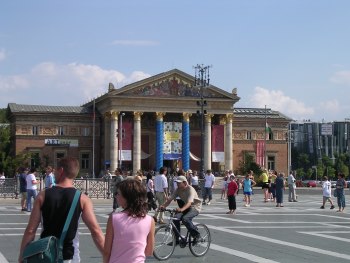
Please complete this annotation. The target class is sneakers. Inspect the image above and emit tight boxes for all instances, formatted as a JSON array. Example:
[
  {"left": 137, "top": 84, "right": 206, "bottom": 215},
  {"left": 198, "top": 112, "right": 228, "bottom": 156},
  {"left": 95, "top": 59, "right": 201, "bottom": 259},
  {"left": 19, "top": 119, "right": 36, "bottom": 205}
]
[
  {"left": 320, "top": 206, "right": 325, "bottom": 209},
  {"left": 330, "top": 205, "right": 335, "bottom": 209},
  {"left": 244, "top": 204, "right": 250, "bottom": 207},
  {"left": 206, "top": 202, "right": 211, "bottom": 205},
  {"left": 202, "top": 201, "right": 207, "bottom": 205}
]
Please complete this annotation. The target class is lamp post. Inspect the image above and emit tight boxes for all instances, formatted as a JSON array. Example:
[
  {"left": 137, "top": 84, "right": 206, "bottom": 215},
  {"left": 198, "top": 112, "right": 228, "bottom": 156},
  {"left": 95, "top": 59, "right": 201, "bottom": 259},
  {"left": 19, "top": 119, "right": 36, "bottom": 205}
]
[
  {"left": 119, "top": 112, "right": 125, "bottom": 169},
  {"left": 194, "top": 64, "right": 211, "bottom": 178}
]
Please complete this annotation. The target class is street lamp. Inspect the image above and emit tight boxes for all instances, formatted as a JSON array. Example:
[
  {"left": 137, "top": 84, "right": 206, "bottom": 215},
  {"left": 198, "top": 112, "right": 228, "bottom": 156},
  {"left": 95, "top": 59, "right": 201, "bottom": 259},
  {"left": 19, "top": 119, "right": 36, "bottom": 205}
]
[
  {"left": 119, "top": 112, "right": 125, "bottom": 169},
  {"left": 194, "top": 64, "right": 211, "bottom": 178}
]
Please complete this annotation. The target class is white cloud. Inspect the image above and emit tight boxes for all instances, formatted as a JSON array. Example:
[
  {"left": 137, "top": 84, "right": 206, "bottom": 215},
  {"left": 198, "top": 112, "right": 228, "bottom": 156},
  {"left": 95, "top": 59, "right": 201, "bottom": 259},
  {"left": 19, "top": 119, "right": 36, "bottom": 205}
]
[
  {"left": 249, "top": 86, "right": 314, "bottom": 120},
  {"left": 111, "top": 40, "right": 159, "bottom": 46},
  {"left": 330, "top": 70, "right": 350, "bottom": 85},
  {"left": 0, "top": 48, "right": 6, "bottom": 61},
  {"left": 0, "top": 62, "right": 151, "bottom": 107},
  {"left": 319, "top": 99, "right": 341, "bottom": 114}
]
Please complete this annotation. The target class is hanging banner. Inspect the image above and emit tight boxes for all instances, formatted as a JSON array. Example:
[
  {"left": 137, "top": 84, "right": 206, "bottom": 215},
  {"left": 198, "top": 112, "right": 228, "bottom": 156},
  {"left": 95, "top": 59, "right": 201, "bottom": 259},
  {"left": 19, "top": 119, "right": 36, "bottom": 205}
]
[
  {"left": 256, "top": 140, "right": 265, "bottom": 167},
  {"left": 163, "top": 122, "right": 182, "bottom": 160},
  {"left": 212, "top": 125, "right": 224, "bottom": 162},
  {"left": 120, "top": 121, "right": 132, "bottom": 161}
]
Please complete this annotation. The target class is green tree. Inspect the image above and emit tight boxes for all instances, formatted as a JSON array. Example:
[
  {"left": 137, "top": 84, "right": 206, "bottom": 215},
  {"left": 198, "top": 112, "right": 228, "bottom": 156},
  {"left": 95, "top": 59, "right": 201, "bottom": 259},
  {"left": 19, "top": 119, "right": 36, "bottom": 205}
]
[{"left": 238, "top": 152, "right": 262, "bottom": 178}]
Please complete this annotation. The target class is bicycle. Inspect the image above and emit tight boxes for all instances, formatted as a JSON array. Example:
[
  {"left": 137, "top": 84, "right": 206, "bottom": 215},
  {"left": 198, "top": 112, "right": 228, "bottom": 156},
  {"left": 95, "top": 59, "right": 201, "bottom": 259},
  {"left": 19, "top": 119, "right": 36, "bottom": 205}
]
[{"left": 153, "top": 208, "right": 211, "bottom": 261}]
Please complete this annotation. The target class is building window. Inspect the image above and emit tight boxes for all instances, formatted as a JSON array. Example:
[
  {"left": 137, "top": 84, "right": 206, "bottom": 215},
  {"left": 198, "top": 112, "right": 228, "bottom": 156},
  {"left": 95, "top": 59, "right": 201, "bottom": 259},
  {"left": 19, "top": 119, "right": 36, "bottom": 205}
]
[
  {"left": 268, "top": 132, "right": 274, "bottom": 140},
  {"left": 82, "top": 127, "right": 90, "bottom": 136},
  {"left": 30, "top": 152, "right": 40, "bottom": 168},
  {"left": 81, "top": 152, "right": 90, "bottom": 170},
  {"left": 267, "top": 155, "right": 275, "bottom": 171},
  {"left": 32, "top": 126, "right": 39, "bottom": 135},
  {"left": 58, "top": 126, "right": 64, "bottom": 135},
  {"left": 246, "top": 131, "right": 252, "bottom": 140},
  {"left": 55, "top": 152, "right": 66, "bottom": 167}
]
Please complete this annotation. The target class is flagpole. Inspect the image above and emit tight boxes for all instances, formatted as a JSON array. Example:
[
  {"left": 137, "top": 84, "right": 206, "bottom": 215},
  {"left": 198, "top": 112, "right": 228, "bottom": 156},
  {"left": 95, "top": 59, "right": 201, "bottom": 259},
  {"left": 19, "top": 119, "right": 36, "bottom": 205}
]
[
  {"left": 92, "top": 99, "right": 96, "bottom": 178},
  {"left": 264, "top": 105, "right": 267, "bottom": 168}
]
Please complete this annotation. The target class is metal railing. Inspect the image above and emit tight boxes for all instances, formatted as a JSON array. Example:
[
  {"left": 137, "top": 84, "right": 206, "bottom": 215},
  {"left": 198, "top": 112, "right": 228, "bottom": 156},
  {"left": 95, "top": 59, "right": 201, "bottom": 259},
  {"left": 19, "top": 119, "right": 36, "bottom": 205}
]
[{"left": 0, "top": 176, "right": 205, "bottom": 199}]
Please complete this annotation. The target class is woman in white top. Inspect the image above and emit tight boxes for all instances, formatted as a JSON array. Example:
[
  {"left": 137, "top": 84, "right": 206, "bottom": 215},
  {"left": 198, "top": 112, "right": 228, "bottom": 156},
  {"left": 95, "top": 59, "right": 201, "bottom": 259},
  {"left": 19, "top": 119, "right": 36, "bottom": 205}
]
[{"left": 190, "top": 170, "right": 200, "bottom": 193}]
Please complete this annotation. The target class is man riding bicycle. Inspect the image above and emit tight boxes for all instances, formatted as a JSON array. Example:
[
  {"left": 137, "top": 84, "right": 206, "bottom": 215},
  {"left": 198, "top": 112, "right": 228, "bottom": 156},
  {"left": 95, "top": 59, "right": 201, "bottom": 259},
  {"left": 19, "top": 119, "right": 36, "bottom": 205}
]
[{"left": 160, "top": 175, "right": 202, "bottom": 245}]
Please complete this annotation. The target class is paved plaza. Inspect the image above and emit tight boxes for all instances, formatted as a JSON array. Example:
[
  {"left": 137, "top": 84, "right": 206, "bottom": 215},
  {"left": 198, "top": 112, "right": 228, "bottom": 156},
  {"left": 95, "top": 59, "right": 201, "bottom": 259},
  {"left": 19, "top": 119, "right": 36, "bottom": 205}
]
[{"left": 0, "top": 191, "right": 349, "bottom": 263}]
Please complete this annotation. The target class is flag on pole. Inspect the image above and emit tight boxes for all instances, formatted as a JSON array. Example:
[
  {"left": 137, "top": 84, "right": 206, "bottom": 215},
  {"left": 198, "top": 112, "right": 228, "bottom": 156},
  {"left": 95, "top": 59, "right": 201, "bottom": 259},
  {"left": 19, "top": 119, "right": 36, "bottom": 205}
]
[{"left": 265, "top": 122, "right": 272, "bottom": 133}]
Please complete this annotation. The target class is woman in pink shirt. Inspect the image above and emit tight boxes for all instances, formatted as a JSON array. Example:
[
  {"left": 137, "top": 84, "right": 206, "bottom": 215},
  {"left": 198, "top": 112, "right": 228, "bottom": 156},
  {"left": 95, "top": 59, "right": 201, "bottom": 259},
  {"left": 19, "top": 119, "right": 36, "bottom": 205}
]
[{"left": 103, "top": 179, "right": 155, "bottom": 263}]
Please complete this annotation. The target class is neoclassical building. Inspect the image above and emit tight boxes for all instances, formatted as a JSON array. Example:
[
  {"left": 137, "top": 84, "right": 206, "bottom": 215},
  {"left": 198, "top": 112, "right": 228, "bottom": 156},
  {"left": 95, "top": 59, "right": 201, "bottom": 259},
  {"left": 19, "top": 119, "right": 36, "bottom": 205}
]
[{"left": 6, "top": 69, "right": 291, "bottom": 176}]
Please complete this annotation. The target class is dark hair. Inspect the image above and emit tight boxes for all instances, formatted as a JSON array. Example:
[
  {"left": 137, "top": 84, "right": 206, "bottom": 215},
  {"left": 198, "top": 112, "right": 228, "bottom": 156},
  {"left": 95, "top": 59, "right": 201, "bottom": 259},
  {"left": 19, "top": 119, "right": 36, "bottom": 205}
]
[
  {"left": 57, "top": 157, "right": 79, "bottom": 179},
  {"left": 117, "top": 179, "right": 148, "bottom": 218},
  {"left": 159, "top": 166, "right": 166, "bottom": 174}
]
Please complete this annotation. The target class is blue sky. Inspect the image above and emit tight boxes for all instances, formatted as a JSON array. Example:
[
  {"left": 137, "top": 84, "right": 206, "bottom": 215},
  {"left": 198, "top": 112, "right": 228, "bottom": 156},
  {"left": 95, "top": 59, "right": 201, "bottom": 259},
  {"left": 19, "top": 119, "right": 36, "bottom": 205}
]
[{"left": 1, "top": 0, "right": 350, "bottom": 122}]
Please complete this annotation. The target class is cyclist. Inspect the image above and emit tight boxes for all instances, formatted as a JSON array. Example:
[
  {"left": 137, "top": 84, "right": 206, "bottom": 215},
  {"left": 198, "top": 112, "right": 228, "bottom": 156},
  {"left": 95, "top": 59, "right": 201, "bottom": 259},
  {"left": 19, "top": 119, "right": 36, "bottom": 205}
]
[{"left": 160, "top": 175, "right": 202, "bottom": 245}]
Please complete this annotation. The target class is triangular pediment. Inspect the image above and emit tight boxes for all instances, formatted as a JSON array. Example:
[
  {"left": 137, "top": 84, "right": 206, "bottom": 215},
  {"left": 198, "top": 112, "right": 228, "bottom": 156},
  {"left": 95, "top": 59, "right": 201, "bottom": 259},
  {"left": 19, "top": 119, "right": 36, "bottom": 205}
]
[{"left": 109, "top": 69, "right": 239, "bottom": 101}]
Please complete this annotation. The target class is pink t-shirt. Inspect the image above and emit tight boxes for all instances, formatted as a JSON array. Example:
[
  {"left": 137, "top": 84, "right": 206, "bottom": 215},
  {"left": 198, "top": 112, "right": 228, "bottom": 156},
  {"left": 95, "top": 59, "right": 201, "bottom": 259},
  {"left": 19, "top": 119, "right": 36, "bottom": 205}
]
[{"left": 109, "top": 212, "right": 152, "bottom": 263}]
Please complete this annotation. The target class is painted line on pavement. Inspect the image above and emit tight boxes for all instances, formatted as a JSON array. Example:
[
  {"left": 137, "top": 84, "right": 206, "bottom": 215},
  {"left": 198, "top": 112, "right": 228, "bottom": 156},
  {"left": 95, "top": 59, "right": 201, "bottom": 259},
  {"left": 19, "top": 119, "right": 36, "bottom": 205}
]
[
  {"left": 209, "top": 243, "right": 280, "bottom": 263},
  {"left": 206, "top": 224, "right": 350, "bottom": 260},
  {"left": 299, "top": 231, "right": 350, "bottom": 243},
  {"left": 0, "top": 252, "right": 9, "bottom": 263}
]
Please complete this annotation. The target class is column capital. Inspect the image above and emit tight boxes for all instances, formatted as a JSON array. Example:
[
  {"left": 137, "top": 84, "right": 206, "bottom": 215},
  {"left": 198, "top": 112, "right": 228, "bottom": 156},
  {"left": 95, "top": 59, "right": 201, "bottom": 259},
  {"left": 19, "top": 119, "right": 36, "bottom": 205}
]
[
  {"left": 226, "top": 113, "right": 234, "bottom": 123},
  {"left": 182, "top": 112, "right": 192, "bottom": 122},
  {"left": 156, "top": 112, "right": 166, "bottom": 121},
  {"left": 134, "top": 111, "right": 143, "bottom": 121},
  {"left": 110, "top": 111, "right": 119, "bottom": 120},
  {"left": 204, "top": 114, "right": 214, "bottom": 123}
]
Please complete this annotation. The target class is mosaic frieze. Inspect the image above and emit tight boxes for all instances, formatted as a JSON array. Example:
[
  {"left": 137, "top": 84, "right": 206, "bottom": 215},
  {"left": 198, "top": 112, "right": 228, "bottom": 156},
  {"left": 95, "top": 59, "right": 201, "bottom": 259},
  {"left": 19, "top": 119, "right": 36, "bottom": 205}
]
[{"left": 125, "top": 78, "right": 224, "bottom": 98}]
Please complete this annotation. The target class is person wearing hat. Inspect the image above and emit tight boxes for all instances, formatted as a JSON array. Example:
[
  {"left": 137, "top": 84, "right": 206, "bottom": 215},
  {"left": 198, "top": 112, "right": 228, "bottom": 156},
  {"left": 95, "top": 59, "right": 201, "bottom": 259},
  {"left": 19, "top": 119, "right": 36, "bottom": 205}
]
[{"left": 160, "top": 175, "right": 202, "bottom": 245}]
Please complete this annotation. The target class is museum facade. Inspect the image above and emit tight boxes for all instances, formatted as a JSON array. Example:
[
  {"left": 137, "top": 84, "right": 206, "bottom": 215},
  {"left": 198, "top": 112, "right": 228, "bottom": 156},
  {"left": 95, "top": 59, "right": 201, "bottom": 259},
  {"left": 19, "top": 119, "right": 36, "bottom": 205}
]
[{"left": 6, "top": 69, "right": 291, "bottom": 176}]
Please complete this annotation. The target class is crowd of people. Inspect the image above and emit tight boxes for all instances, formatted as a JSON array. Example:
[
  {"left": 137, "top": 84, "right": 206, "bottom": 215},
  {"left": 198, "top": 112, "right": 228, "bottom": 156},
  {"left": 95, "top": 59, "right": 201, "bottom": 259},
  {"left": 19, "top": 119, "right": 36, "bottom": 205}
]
[{"left": 14, "top": 160, "right": 348, "bottom": 262}]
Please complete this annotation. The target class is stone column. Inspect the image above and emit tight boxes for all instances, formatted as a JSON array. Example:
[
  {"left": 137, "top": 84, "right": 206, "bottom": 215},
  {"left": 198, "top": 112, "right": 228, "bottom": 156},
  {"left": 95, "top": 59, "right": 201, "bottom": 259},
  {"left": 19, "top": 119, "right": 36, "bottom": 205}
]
[
  {"left": 156, "top": 112, "right": 165, "bottom": 171},
  {"left": 204, "top": 114, "right": 213, "bottom": 171},
  {"left": 133, "top": 111, "right": 143, "bottom": 174},
  {"left": 182, "top": 113, "right": 191, "bottom": 171},
  {"left": 225, "top": 113, "right": 233, "bottom": 171},
  {"left": 110, "top": 111, "right": 119, "bottom": 172}
]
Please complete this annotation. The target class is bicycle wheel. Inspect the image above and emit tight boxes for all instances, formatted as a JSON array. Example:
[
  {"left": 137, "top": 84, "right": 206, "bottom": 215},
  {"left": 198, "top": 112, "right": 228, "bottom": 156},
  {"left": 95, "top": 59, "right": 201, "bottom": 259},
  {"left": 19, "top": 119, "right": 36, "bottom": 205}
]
[
  {"left": 189, "top": 223, "right": 211, "bottom": 257},
  {"left": 153, "top": 225, "right": 176, "bottom": 261}
]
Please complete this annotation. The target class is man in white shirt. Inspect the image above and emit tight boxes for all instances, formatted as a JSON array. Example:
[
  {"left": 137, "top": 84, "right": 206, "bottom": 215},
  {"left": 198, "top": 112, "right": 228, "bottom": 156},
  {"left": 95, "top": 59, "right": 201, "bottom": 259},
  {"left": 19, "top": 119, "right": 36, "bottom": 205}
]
[
  {"left": 320, "top": 176, "right": 335, "bottom": 209},
  {"left": 202, "top": 169, "right": 215, "bottom": 205},
  {"left": 153, "top": 167, "right": 168, "bottom": 224},
  {"left": 287, "top": 171, "right": 297, "bottom": 202}
]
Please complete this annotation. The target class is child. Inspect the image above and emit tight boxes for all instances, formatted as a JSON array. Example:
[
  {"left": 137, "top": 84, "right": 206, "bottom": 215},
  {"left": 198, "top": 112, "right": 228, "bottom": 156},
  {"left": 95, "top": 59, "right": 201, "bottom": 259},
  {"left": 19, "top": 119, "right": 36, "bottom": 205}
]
[
  {"left": 243, "top": 173, "right": 256, "bottom": 207},
  {"left": 226, "top": 175, "right": 238, "bottom": 214},
  {"left": 104, "top": 179, "right": 155, "bottom": 263},
  {"left": 320, "top": 176, "right": 335, "bottom": 209}
]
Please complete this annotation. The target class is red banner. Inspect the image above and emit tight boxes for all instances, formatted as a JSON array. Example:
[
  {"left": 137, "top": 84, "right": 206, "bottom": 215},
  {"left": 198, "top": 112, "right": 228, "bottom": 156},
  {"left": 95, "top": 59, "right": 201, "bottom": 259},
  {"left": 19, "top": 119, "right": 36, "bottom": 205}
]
[
  {"left": 212, "top": 125, "right": 224, "bottom": 162},
  {"left": 256, "top": 140, "right": 265, "bottom": 167},
  {"left": 120, "top": 121, "right": 132, "bottom": 150}
]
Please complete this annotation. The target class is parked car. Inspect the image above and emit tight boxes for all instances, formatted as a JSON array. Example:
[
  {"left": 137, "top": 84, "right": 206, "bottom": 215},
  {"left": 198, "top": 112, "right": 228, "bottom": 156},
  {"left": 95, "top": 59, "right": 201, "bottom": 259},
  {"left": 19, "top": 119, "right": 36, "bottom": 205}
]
[{"left": 302, "top": 180, "right": 317, "bottom": 187}]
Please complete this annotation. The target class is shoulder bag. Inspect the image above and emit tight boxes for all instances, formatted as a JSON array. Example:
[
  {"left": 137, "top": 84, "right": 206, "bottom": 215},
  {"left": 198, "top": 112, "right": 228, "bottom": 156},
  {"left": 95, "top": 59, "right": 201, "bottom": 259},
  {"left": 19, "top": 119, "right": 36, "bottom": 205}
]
[{"left": 22, "top": 190, "right": 81, "bottom": 263}]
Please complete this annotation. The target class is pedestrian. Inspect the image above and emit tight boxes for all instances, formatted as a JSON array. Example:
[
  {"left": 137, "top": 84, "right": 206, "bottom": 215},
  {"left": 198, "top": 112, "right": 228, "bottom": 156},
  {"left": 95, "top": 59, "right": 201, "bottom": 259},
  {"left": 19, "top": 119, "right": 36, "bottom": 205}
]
[
  {"left": 243, "top": 173, "right": 256, "bottom": 207},
  {"left": 18, "top": 167, "right": 28, "bottom": 211},
  {"left": 221, "top": 171, "right": 229, "bottom": 199},
  {"left": 335, "top": 173, "right": 347, "bottom": 212},
  {"left": 189, "top": 170, "right": 200, "bottom": 194},
  {"left": 25, "top": 167, "right": 38, "bottom": 212},
  {"left": 111, "top": 168, "right": 124, "bottom": 213},
  {"left": 202, "top": 169, "right": 215, "bottom": 205},
  {"left": 19, "top": 157, "right": 105, "bottom": 262},
  {"left": 269, "top": 170, "right": 277, "bottom": 202},
  {"left": 275, "top": 172, "right": 285, "bottom": 207},
  {"left": 153, "top": 167, "right": 168, "bottom": 224},
  {"left": 287, "top": 171, "right": 298, "bottom": 202},
  {"left": 226, "top": 175, "right": 238, "bottom": 214},
  {"left": 146, "top": 172, "right": 157, "bottom": 211},
  {"left": 44, "top": 166, "right": 55, "bottom": 189},
  {"left": 0, "top": 169, "right": 5, "bottom": 185},
  {"left": 320, "top": 176, "right": 335, "bottom": 209},
  {"left": 103, "top": 179, "right": 155, "bottom": 263},
  {"left": 261, "top": 168, "right": 269, "bottom": 202}
]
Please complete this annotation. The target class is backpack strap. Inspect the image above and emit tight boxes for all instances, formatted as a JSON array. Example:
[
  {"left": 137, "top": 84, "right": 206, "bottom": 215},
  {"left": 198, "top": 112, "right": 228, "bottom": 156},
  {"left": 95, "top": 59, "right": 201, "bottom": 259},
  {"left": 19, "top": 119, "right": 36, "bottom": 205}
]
[{"left": 58, "top": 190, "right": 81, "bottom": 258}]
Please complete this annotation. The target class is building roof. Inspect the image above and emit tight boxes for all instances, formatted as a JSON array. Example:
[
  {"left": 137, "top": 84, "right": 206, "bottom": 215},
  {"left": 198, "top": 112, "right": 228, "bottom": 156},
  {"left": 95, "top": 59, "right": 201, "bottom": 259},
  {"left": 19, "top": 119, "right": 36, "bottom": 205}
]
[
  {"left": 234, "top": 107, "right": 292, "bottom": 121},
  {"left": 7, "top": 103, "right": 91, "bottom": 114}
]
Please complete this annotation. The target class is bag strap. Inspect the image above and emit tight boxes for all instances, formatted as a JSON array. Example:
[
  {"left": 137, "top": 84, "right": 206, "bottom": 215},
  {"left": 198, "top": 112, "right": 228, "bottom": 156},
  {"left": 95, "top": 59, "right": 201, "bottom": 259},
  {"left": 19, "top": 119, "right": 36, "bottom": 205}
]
[{"left": 59, "top": 190, "right": 81, "bottom": 251}]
